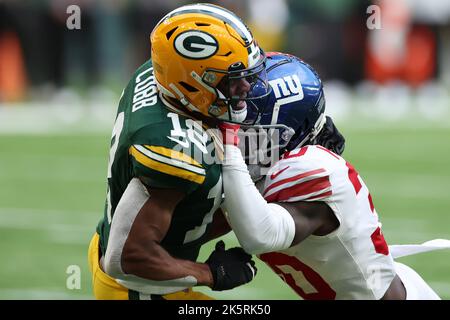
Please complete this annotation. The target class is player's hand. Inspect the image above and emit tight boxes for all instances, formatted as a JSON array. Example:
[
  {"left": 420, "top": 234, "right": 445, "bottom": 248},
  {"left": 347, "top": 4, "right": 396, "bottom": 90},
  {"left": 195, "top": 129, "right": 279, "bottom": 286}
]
[
  {"left": 218, "top": 122, "right": 241, "bottom": 146},
  {"left": 205, "top": 240, "right": 257, "bottom": 291}
]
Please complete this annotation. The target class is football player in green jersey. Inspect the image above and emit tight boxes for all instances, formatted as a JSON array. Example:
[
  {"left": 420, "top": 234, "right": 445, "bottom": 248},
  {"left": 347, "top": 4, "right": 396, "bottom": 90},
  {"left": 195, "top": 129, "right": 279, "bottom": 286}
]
[{"left": 88, "top": 3, "right": 271, "bottom": 300}]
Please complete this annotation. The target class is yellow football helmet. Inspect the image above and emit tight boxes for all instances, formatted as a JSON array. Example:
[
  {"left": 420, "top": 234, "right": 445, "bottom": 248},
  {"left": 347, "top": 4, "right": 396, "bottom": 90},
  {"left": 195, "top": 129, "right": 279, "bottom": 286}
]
[{"left": 150, "top": 3, "right": 271, "bottom": 124}]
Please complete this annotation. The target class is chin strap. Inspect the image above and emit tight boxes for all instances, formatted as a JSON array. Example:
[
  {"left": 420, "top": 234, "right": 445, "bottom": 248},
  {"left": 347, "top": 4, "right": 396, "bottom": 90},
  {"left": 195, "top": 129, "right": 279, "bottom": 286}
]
[{"left": 293, "top": 113, "right": 327, "bottom": 151}]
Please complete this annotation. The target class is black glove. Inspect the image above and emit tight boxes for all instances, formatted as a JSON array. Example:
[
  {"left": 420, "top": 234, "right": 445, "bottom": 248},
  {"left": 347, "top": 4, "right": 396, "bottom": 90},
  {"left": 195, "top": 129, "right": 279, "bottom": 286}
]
[
  {"left": 205, "top": 240, "right": 257, "bottom": 291},
  {"left": 313, "top": 116, "right": 346, "bottom": 155}
]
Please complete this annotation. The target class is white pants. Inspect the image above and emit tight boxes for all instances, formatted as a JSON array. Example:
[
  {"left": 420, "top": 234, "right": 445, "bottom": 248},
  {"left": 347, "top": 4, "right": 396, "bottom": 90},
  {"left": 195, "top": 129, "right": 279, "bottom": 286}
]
[{"left": 394, "top": 262, "right": 440, "bottom": 300}]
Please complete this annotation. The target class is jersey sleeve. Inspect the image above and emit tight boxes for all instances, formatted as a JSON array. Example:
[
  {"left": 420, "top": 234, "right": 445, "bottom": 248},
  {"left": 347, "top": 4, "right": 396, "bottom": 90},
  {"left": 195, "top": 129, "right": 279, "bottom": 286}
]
[
  {"left": 262, "top": 146, "right": 335, "bottom": 203},
  {"left": 129, "top": 125, "right": 207, "bottom": 194},
  {"left": 122, "top": 60, "right": 211, "bottom": 194}
]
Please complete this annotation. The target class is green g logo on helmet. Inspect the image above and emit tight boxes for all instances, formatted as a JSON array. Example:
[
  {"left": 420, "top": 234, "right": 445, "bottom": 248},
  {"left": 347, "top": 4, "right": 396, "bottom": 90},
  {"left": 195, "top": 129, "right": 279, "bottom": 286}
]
[{"left": 174, "top": 30, "right": 219, "bottom": 60}]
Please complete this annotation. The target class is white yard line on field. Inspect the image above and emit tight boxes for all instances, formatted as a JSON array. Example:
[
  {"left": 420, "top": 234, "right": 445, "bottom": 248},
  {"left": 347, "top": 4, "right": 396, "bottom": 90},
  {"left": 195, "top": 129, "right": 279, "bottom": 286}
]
[
  {"left": 0, "top": 207, "right": 98, "bottom": 244},
  {"left": 0, "top": 207, "right": 99, "bottom": 219},
  {"left": 0, "top": 153, "right": 107, "bottom": 166},
  {"left": 0, "top": 206, "right": 448, "bottom": 253},
  {"left": 1, "top": 101, "right": 449, "bottom": 135},
  {"left": 0, "top": 288, "right": 92, "bottom": 300}
]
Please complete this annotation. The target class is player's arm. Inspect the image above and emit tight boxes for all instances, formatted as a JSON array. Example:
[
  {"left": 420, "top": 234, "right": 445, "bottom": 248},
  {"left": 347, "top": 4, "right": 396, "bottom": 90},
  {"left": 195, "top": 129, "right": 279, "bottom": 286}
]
[
  {"left": 275, "top": 201, "right": 338, "bottom": 245},
  {"left": 119, "top": 183, "right": 213, "bottom": 284},
  {"left": 103, "top": 178, "right": 256, "bottom": 291},
  {"left": 221, "top": 125, "right": 336, "bottom": 254},
  {"left": 204, "top": 208, "right": 232, "bottom": 242}
]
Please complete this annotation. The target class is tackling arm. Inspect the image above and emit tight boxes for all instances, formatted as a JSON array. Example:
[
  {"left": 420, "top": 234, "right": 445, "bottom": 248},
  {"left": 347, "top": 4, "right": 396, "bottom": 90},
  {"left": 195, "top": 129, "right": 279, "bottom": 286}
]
[
  {"left": 223, "top": 144, "right": 295, "bottom": 254},
  {"left": 223, "top": 144, "right": 336, "bottom": 254}
]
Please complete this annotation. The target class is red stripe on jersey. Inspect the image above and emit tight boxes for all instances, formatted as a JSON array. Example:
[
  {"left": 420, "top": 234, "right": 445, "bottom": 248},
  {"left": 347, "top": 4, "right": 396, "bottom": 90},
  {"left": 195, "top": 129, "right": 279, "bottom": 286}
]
[
  {"left": 316, "top": 145, "right": 340, "bottom": 159},
  {"left": 371, "top": 226, "right": 389, "bottom": 255},
  {"left": 283, "top": 146, "right": 308, "bottom": 159},
  {"left": 368, "top": 193, "right": 375, "bottom": 213},
  {"left": 346, "top": 162, "right": 362, "bottom": 195},
  {"left": 265, "top": 176, "right": 331, "bottom": 202},
  {"left": 263, "top": 168, "right": 326, "bottom": 196},
  {"left": 308, "top": 190, "right": 333, "bottom": 200}
]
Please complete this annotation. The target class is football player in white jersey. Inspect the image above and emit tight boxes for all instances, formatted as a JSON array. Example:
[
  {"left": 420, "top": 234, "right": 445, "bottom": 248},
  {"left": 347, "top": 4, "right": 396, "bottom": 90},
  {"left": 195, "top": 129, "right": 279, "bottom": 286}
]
[{"left": 220, "top": 52, "right": 443, "bottom": 300}]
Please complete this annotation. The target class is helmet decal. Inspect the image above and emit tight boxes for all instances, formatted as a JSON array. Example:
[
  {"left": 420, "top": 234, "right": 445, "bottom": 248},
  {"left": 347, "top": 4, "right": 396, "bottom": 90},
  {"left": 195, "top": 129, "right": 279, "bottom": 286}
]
[
  {"left": 268, "top": 74, "right": 304, "bottom": 105},
  {"left": 173, "top": 30, "right": 219, "bottom": 60}
]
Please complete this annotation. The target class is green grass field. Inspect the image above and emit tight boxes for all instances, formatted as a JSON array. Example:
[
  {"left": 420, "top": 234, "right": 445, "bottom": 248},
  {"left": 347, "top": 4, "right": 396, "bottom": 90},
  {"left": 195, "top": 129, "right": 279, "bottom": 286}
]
[{"left": 0, "top": 122, "right": 449, "bottom": 299}]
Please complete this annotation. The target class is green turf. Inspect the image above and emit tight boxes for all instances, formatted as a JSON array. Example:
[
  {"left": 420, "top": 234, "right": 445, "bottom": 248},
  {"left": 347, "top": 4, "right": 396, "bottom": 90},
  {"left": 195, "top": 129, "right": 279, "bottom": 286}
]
[{"left": 0, "top": 124, "right": 449, "bottom": 299}]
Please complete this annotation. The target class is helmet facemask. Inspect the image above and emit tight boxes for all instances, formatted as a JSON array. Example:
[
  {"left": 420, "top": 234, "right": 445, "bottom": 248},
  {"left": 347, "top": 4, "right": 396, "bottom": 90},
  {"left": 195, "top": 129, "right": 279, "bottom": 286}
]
[{"left": 203, "top": 54, "right": 272, "bottom": 125}]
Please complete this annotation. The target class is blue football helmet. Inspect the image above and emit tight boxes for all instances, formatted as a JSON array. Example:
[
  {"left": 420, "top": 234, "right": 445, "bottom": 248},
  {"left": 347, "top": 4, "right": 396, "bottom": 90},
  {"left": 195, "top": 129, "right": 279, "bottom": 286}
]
[
  {"left": 244, "top": 52, "right": 345, "bottom": 181},
  {"left": 247, "top": 52, "right": 326, "bottom": 154}
]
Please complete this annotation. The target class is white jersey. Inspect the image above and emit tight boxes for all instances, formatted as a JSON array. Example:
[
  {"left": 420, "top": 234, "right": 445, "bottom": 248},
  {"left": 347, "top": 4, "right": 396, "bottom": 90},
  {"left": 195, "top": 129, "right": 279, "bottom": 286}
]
[{"left": 260, "top": 145, "right": 396, "bottom": 300}]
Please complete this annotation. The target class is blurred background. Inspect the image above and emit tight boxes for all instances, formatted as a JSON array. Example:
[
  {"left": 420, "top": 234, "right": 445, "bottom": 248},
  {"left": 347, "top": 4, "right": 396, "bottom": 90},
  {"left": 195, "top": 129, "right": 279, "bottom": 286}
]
[{"left": 0, "top": 0, "right": 449, "bottom": 299}]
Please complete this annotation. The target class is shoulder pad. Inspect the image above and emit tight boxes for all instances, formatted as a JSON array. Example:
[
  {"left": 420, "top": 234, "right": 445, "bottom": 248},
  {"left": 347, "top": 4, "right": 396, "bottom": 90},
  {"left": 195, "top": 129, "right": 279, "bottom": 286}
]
[{"left": 263, "top": 146, "right": 334, "bottom": 202}]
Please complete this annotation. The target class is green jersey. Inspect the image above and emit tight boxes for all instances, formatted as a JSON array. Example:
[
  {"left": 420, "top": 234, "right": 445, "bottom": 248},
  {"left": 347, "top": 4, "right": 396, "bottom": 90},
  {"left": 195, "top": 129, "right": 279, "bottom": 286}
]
[{"left": 97, "top": 60, "right": 223, "bottom": 262}]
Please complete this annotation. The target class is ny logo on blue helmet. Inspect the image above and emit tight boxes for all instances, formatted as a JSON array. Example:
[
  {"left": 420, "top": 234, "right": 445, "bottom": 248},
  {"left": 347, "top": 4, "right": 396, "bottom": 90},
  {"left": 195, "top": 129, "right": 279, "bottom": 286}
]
[{"left": 248, "top": 52, "right": 326, "bottom": 154}]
